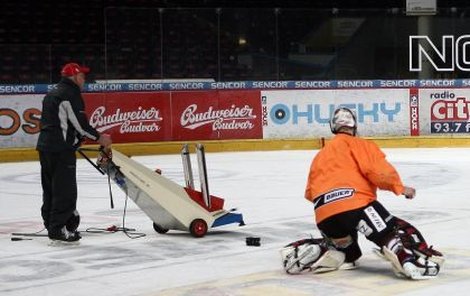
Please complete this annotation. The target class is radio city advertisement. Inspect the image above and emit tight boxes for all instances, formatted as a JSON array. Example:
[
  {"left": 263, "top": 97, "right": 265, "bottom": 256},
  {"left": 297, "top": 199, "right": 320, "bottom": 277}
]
[{"left": 418, "top": 89, "right": 470, "bottom": 135}]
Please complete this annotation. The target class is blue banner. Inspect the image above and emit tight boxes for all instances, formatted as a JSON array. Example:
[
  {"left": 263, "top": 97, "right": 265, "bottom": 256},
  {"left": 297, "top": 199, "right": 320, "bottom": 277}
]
[{"left": 1, "top": 79, "right": 469, "bottom": 95}]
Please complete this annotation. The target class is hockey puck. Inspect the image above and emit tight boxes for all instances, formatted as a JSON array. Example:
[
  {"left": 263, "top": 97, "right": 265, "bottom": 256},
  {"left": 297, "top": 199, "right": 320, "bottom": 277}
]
[{"left": 246, "top": 237, "right": 261, "bottom": 247}]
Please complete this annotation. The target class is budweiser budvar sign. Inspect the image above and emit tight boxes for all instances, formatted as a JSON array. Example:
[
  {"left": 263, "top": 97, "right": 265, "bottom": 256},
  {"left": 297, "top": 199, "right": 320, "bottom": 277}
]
[
  {"left": 90, "top": 106, "right": 163, "bottom": 133},
  {"left": 172, "top": 90, "right": 263, "bottom": 140},
  {"left": 83, "top": 92, "right": 172, "bottom": 143},
  {"left": 83, "top": 91, "right": 261, "bottom": 143},
  {"left": 180, "top": 104, "right": 256, "bottom": 131}
]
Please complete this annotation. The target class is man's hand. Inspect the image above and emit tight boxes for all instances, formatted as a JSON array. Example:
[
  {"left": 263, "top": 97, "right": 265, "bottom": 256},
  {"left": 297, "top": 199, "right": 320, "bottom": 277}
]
[
  {"left": 98, "top": 134, "right": 112, "bottom": 148},
  {"left": 402, "top": 186, "right": 416, "bottom": 199}
]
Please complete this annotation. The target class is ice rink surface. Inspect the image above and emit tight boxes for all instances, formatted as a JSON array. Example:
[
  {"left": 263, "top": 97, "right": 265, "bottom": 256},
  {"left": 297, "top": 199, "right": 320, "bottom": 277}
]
[{"left": 1, "top": 147, "right": 470, "bottom": 296}]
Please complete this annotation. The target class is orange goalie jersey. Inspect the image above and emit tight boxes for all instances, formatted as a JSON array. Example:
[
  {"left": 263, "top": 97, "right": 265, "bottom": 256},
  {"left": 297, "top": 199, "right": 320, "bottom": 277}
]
[{"left": 305, "top": 134, "right": 405, "bottom": 224}]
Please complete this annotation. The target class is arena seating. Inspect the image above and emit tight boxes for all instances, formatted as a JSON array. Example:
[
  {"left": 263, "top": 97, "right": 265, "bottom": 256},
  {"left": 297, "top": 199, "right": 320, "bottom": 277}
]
[{"left": 0, "top": 0, "right": 467, "bottom": 83}]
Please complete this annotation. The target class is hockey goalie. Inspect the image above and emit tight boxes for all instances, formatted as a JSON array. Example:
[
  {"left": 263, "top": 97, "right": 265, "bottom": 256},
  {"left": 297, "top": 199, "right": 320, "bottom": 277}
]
[{"left": 281, "top": 107, "right": 444, "bottom": 280}]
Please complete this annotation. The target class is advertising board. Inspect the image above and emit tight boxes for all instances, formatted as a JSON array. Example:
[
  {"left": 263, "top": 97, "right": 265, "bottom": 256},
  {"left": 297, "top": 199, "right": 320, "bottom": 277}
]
[
  {"left": 419, "top": 88, "right": 470, "bottom": 135},
  {"left": 0, "top": 95, "right": 42, "bottom": 148},
  {"left": 171, "top": 90, "right": 262, "bottom": 140},
  {"left": 261, "top": 89, "right": 410, "bottom": 138},
  {"left": 84, "top": 92, "right": 172, "bottom": 143},
  {"left": 2, "top": 80, "right": 469, "bottom": 149}
]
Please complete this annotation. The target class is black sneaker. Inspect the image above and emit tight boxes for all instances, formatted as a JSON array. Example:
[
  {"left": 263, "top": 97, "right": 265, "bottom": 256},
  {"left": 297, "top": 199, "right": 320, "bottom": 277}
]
[{"left": 48, "top": 226, "right": 81, "bottom": 243}]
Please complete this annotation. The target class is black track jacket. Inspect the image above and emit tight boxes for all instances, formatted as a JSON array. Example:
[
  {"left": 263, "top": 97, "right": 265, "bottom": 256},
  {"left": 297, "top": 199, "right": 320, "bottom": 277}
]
[{"left": 36, "top": 78, "right": 100, "bottom": 152}]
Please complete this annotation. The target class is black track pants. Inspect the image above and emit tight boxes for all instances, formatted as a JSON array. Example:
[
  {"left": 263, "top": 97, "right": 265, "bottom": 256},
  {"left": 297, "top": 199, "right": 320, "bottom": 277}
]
[
  {"left": 318, "top": 201, "right": 398, "bottom": 261},
  {"left": 39, "top": 150, "right": 77, "bottom": 233}
]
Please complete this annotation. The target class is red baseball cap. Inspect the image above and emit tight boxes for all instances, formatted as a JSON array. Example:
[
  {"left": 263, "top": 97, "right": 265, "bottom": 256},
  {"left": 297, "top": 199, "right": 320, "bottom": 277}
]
[{"left": 61, "top": 63, "right": 90, "bottom": 76}]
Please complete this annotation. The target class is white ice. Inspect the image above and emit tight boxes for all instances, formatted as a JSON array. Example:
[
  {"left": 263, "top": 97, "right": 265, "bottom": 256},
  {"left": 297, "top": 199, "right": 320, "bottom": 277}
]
[{"left": 1, "top": 148, "right": 470, "bottom": 296}]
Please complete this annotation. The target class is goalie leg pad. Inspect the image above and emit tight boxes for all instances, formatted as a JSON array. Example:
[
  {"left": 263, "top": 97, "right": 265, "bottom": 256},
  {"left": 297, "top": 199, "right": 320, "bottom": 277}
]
[
  {"left": 311, "top": 249, "right": 346, "bottom": 273},
  {"left": 382, "top": 222, "right": 443, "bottom": 280},
  {"left": 381, "top": 246, "right": 408, "bottom": 278},
  {"left": 382, "top": 246, "right": 440, "bottom": 280},
  {"left": 280, "top": 238, "right": 345, "bottom": 274},
  {"left": 281, "top": 240, "right": 324, "bottom": 274},
  {"left": 393, "top": 218, "right": 445, "bottom": 267}
]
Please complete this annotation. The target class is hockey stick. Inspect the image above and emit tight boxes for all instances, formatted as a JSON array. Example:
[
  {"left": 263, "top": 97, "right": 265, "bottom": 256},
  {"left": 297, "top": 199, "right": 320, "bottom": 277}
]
[
  {"left": 11, "top": 231, "right": 48, "bottom": 241},
  {"left": 77, "top": 147, "right": 115, "bottom": 208},
  {"left": 76, "top": 147, "right": 105, "bottom": 175},
  {"left": 11, "top": 232, "right": 48, "bottom": 237}
]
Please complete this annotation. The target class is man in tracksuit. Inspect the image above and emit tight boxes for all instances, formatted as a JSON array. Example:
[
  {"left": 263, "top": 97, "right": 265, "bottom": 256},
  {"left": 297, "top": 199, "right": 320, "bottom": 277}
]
[{"left": 36, "top": 62, "right": 112, "bottom": 243}]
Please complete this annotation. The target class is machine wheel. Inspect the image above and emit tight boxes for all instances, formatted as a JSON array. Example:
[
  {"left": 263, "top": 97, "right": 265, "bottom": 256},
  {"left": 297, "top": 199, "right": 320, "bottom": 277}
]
[
  {"left": 153, "top": 222, "right": 169, "bottom": 234},
  {"left": 189, "top": 219, "right": 208, "bottom": 238}
]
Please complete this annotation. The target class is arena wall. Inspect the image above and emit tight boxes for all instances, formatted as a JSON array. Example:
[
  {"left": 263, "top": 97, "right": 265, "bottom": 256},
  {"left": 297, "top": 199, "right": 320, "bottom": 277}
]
[{"left": 1, "top": 80, "right": 470, "bottom": 162}]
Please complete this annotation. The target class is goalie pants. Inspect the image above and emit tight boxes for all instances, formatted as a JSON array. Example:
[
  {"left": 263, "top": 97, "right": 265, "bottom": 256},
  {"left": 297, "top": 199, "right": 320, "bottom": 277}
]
[
  {"left": 39, "top": 150, "right": 77, "bottom": 234},
  {"left": 317, "top": 201, "right": 400, "bottom": 262}
]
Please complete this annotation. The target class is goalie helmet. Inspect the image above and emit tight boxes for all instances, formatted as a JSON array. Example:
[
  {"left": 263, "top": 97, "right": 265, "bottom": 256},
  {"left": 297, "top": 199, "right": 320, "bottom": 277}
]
[{"left": 330, "top": 107, "right": 357, "bottom": 135}]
